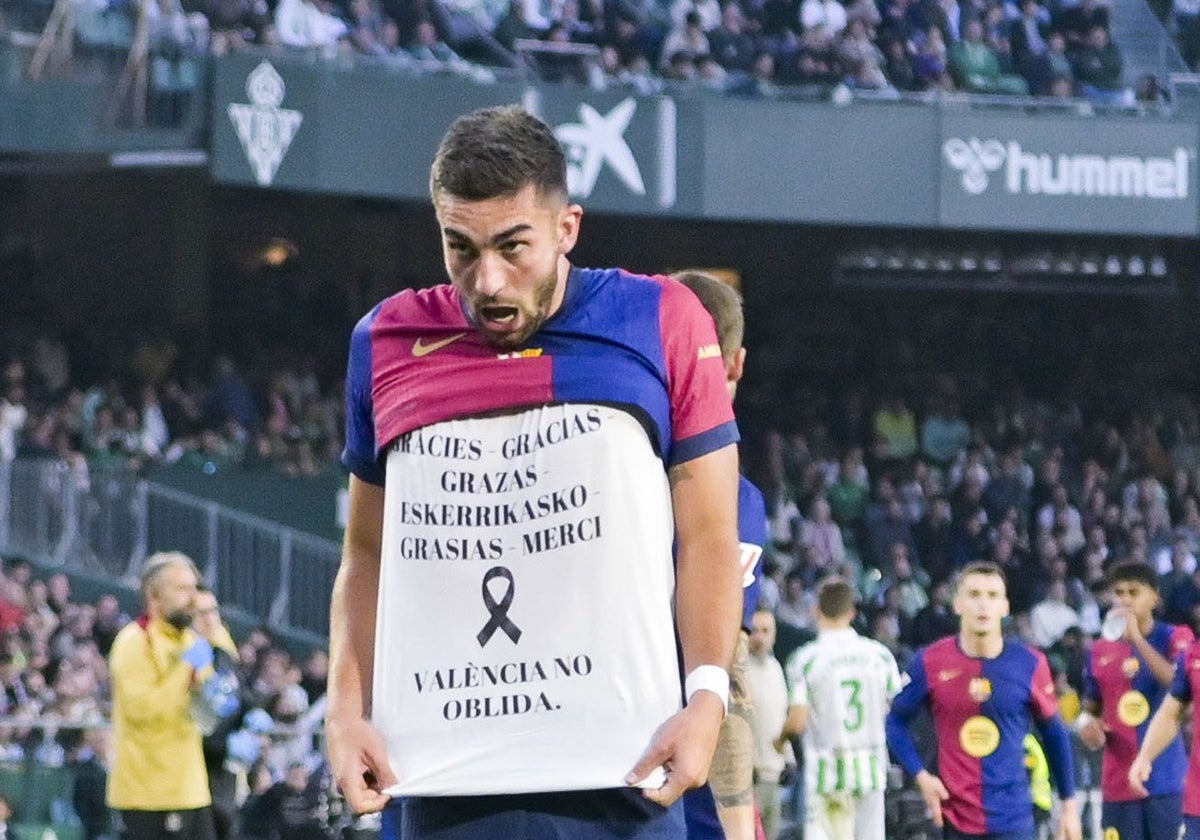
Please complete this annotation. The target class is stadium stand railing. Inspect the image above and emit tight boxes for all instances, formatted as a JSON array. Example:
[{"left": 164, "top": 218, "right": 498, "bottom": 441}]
[{"left": 0, "top": 457, "right": 340, "bottom": 645}]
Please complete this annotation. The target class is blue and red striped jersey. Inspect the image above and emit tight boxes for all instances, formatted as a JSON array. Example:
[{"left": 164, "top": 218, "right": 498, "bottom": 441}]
[
  {"left": 1168, "top": 641, "right": 1200, "bottom": 816},
  {"left": 343, "top": 267, "right": 739, "bottom": 483},
  {"left": 886, "top": 636, "right": 1068, "bottom": 835},
  {"left": 1083, "top": 621, "right": 1193, "bottom": 801}
]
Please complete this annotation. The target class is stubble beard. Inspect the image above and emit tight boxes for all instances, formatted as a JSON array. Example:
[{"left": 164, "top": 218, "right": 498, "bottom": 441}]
[{"left": 477, "top": 267, "right": 559, "bottom": 350}]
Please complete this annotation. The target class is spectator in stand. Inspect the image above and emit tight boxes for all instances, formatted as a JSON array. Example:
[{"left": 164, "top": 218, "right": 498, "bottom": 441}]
[
  {"left": 921, "top": 395, "right": 972, "bottom": 469},
  {"left": 776, "top": 571, "right": 818, "bottom": 632},
  {"left": 659, "top": 10, "right": 711, "bottom": 69},
  {"left": 881, "top": 33, "right": 920, "bottom": 88},
  {"left": 950, "top": 18, "right": 1029, "bottom": 93},
  {"left": 73, "top": 727, "right": 114, "bottom": 840},
  {"left": 836, "top": 15, "right": 890, "bottom": 88},
  {"left": 1160, "top": 536, "right": 1200, "bottom": 625},
  {"left": 864, "top": 497, "right": 918, "bottom": 575},
  {"left": 799, "top": 0, "right": 847, "bottom": 35},
  {"left": 914, "top": 495, "right": 956, "bottom": 586},
  {"left": 408, "top": 17, "right": 470, "bottom": 64},
  {"left": 797, "top": 496, "right": 846, "bottom": 584},
  {"left": 708, "top": 1, "right": 757, "bottom": 71},
  {"left": 492, "top": 0, "right": 545, "bottom": 49},
  {"left": 92, "top": 594, "right": 129, "bottom": 659},
  {"left": 1029, "top": 579, "right": 1083, "bottom": 648},
  {"left": 911, "top": 578, "right": 958, "bottom": 646},
  {"left": 874, "top": 542, "right": 931, "bottom": 622},
  {"left": 670, "top": 0, "right": 721, "bottom": 30},
  {"left": 911, "top": 24, "right": 952, "bottom": 86},
  {"left": 0, "top": 381, "right": 27, "bottom": 465},
  {"left": 872, "top": 391, "right": 918, "bottom": 466},
  {"left": 346, "top": 0, "right": 404, "bottom": 58},
  {"left": 273, "top": 0, "right": 350, "bottom": 48},
  {"left": 299, "top": 650, "right": 328, "bottom": 705},
  {"left": 243, "top": 760, "right": 326, "bottom": 840},
  {"left": 825, "top": 447, "right": 870, "bottom": 533},
  {"left": 1175, "top": 0, "right": 1200, "bottom": 69}
]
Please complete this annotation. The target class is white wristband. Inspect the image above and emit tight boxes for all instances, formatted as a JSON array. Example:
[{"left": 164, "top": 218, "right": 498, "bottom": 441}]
[
  {"left": 685, "top": 665, "right": 730, "bottom": 714},
  {"left": 1073, "top": 711, "right": 1094, "bottom": 733}
]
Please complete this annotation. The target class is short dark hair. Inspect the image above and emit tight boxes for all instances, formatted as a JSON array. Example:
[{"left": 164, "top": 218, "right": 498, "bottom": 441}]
[
  {"left": 816, "top": 577, "right": 855, "bottom": 620},
  {"left": 955, "top": 560, "right": 1007, "bottom": 593},
  {"left": 672, "top": 271, "right": 744, "bottom": 362},
  {"left": 1108, "top": 560, "right": 1158, "bottom": 591},
  {"left": 430, "top": 106, "right": 568, "bottom": 203}
]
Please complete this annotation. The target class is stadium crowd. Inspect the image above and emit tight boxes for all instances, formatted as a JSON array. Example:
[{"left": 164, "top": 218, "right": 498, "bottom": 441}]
[
  {"left": 4, "top": 301, "right": 1200, "bottom": 837},
  {"left": 1, "top": 0, "right": 1166, "bottom": 105},
  {"left": 0, "top": 546, "right": 338, "bottom": 838}
]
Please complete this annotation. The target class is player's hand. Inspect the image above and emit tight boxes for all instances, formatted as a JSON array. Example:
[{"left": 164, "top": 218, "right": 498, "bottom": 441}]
[
  {"left": 1056, "top": 795, "right": 1083, "bottom": 840},
  {"left": 181, "top": 637, "right": 214, "bottom": 672},
  {"left": 325, "top": 714, "right": 398, "bottom": 815},
  {"left": 914, "top": 770, "right": 950, "bottom": 827},
  {"left": 1077, "top": 714, "right": 1107, "bottom": 751},
  {"left": 1127, "top": 753, "right": 1153, "bottom": 798},
  {"left": 626, "top": 692, "right": 725, "bottom": 807},
  {"left": 1120, "top": 608, "right": 1144, "bottom": 643}
]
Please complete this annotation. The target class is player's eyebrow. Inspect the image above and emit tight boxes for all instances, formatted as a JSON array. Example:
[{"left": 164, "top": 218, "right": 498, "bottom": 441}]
[{"left": 443, "top": 223, "right": 532, "bottom": 245}]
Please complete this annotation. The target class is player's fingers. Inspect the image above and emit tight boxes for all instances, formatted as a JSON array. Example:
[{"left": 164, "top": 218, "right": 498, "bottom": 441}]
[
  {"left": 626, "top": 743, "right": 671, "bottom": 786},
  {"left": 364, "top": 748, "right": 399, "bottom": 791},
  {"left": 641, "top": 775, "right": 686, "bottom": 808},
  {"left": 926, "top": 797, "right": 944, "bottom": 828},
  {"left": 346, "top": 788, "right": 391, "bottom": 815},
  {"left": 934, "top": 778, "right": 950, "bottom": 800}
]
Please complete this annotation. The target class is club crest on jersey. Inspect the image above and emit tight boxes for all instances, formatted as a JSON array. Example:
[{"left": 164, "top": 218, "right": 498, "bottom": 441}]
[
  {"left": 496, "top": 349, "right": 544, "bottom": 360},
  {"left": 1121, "top": 657, "right": 1140, "bottom": 678},
  {"left": 968, "top": 677, "right": 992, "bottom": 702}
]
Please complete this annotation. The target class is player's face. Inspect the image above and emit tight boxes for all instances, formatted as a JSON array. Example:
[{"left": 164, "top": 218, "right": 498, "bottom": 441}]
[
  {"left": 953, "top": 572, "right": 1009, "bottom": 637},
  {"left": 1111, "top": 579, "right": 1158, "bottom": 621},
  {"left": 150, "top": 563, "right": 200, "bottom": 628},
  {"left": 436, "top": 183, "right": 582, "bottom": 349},
  {"left": 749, "top": 611, "right": 776, "bottom": 656}
]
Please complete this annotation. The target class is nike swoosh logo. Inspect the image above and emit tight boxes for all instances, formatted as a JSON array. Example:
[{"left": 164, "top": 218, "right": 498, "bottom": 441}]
[{"left": 412, "top": 332, "right": 468, "bottom": 358}]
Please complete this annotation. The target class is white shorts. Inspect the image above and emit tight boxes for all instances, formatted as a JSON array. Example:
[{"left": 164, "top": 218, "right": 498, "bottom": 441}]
[{"left": 804, "top": 789, "right": 885, "bottom": 840}]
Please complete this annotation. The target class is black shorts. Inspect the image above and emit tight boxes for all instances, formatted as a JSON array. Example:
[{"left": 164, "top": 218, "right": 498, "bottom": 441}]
[{"left": 117, "top": 806, "right": 218, "bottom": 840}]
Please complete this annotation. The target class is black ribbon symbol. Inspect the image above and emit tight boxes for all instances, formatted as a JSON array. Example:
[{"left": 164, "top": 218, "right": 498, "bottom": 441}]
[{"left": 476, "top": 566, "right": 522, "bottom": 647}]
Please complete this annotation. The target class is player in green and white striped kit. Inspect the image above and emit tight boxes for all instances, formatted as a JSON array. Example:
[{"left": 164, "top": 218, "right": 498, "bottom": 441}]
[{"left": 777, "top": 578, "right": 902, "bottom": 840}]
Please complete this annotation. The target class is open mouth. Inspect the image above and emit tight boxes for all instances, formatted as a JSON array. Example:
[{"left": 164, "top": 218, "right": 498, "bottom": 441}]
[{"left": 480, "top": 304, "right": 520, "bottom": 326}]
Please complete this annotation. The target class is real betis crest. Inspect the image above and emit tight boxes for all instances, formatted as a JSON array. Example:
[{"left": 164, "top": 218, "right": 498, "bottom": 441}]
[{"left": 228, "top": 62, "right": 303, "bottom": 186}]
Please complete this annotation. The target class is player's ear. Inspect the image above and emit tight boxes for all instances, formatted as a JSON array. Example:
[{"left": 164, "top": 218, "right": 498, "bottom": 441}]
[
  {"left": 557, "top": 203, "right": 583, "bottom": 254},
  {"left": 727, "top": 347, "right": 746, "bottom": 385}
]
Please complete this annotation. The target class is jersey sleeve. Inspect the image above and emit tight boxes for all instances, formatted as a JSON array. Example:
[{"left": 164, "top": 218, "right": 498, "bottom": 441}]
[
  {"left": 738, "top": 478, "right": 768, "bottom": 631},
  {"left": 1081, "top": 649, "right": 1099, "bottom": 706},
  {"left": 1171, "top": 648, "right": 1195, "bottom": 703},
  {"left": 1028, "top": 649, "right": 1059, "bottom": 722},
  {"left": 657, "top": 278, "right": 738, "bottom": 467},
  {"left": 785, "top": 646, "right": 812, "bottom": 707},
  {"left": 1170, "top": 624, "right": 1196, "bottom": 661},
  {"left": 341, "top": 304, "right": 385, "bottom": 485},
  {"left": 885, "top": 647, "right": 930, "bottom": 775},
  {"left": 881, "top": 645, "right": 903, "bottom": 701}
]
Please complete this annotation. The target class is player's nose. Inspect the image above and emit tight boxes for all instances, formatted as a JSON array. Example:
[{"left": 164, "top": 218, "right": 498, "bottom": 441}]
[{"left": 474, "top": 252, "right": 508, "bottom": 298}]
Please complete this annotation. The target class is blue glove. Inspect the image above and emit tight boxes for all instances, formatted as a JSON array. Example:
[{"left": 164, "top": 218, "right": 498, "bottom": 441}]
[
  {"left": 243, "top": 708, "right": 275, "bottom": 735},
  {"left": 181, "top": 637, "right": 214, "bottom": 671},
  {"left": 225, "top": 728, "right": 262, "bottom": 768}
]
